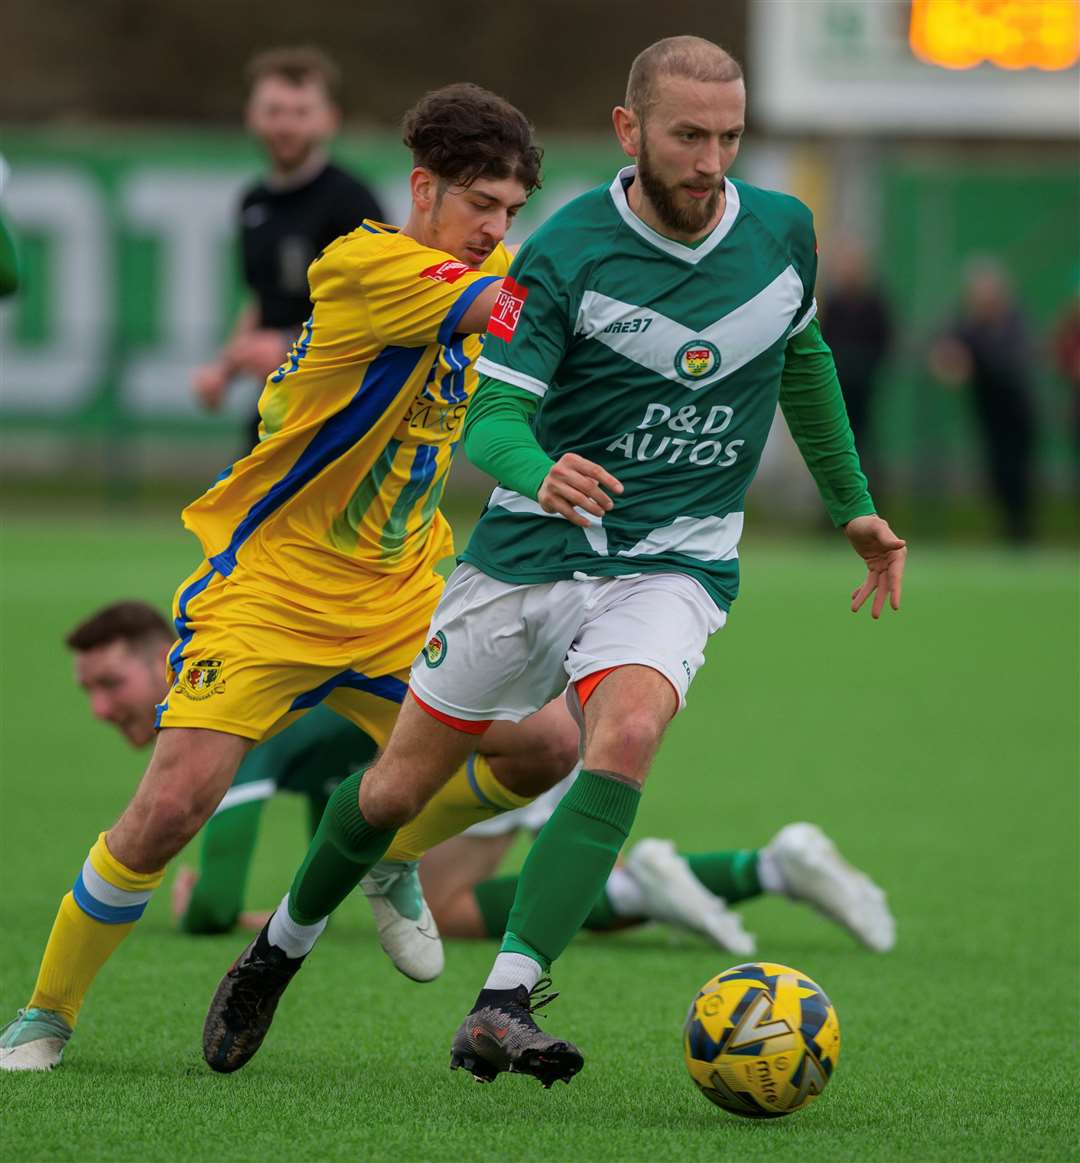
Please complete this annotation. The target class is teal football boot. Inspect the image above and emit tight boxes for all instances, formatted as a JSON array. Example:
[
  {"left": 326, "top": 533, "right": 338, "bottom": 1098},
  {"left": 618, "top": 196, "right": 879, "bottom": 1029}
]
[
  {"left": 361, "top": 859, "right": 444, "bottom": 982},
  {"left": 0, "top": 1007, "right": 73, "bottom": 1071}
]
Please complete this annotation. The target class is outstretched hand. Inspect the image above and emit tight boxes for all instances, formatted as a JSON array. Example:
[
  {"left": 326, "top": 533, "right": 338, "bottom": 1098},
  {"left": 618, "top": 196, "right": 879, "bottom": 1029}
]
[
  {"left": 845, "top": 515, "right": 907, "bottom": 619},
  {"left": 538, "top": 453, "right": 623, "bottom": 527},
  {"left": 192, "top": 362, "right": 230, "bottom": 412}
]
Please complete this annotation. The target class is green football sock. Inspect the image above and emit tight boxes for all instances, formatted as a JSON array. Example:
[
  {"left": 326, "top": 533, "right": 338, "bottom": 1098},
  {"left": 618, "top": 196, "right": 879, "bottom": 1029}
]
[
  {"left": 181, "top": 799, "right": 263, "bottom": 934},
  {"left": 474, "top": 873, "right": 621, "bottom": 937},
  {"left": 287, "top": 771, "right": 395, "bottom": 925},
  {"left": 684, "top": 850, "right": 763, "bottom": 905},
  {"left": 501, "top": 769, "right": 641, "bottom": 968},
  {"left": 305, "top": 788, "right": 333, "bottom": 839},
  {"left": 583, "top": 885, "right": 620, "bottom": 929}
]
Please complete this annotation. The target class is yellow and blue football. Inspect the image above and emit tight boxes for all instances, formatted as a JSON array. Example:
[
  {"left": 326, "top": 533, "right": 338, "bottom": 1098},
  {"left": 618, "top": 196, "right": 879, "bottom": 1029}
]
[{"left": 683, "top": 962, "right": 840, "bottom": 1119}]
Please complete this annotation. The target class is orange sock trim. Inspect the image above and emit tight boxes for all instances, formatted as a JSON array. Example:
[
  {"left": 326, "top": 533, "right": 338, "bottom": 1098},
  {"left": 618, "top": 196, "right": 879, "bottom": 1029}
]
[{"left": 410, "top": 689, "right": 492, "bottom": 735}]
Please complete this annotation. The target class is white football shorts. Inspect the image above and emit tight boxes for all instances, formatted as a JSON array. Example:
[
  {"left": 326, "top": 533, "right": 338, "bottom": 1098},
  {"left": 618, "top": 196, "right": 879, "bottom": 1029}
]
[{"left": 409, "top": 563, "right": 726, "bottom": 724}]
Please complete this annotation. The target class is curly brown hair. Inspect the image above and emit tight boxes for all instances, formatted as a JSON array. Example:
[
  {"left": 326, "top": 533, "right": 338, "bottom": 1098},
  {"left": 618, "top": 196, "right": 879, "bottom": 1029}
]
[{"left": 402, "top": 83, "right": 542, "bottom": 194}]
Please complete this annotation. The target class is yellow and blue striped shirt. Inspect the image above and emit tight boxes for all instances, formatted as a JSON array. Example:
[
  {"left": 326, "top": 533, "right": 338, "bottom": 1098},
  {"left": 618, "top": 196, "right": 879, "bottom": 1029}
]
[{"left": 183, "top": 221, "right": 509, "bottom": 623}]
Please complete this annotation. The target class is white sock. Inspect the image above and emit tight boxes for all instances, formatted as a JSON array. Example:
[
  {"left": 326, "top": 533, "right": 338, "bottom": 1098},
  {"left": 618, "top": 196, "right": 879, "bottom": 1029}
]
[
  {"left": 266, "top": 894, "right": 328, "bottom": 959},
  {"left": 756, "top": 850, "right": 786, "bottom": 895},
  {"left": 483, "top": 952, "right": 543, "bottom": 992},
  {"left": 605, "top": 866, "right": 647, "bottom": 917}
]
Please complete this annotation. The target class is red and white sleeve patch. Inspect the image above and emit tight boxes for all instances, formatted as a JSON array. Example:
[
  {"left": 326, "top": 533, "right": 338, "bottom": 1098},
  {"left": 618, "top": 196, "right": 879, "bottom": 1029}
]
[
  {"left": 420, "top": 259, "right": 472, "bottom": 284},
  {"left": 488, "top": 277, "right": 529, "bottom": 342}
]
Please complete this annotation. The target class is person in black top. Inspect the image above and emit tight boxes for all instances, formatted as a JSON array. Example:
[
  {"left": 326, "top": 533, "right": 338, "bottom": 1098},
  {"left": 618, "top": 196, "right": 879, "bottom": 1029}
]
[
  {"left": 821, "top": 238, "right": 893, "bottom": 502},
  {"left": 1051, "top": 280, "right": 1080, "bottom": 490},
  {"left": 930, "top": 258, "right": 1038, "bottom": 543},
  {"left": 193, "top": 47, "right": 384, "bottom": 448},
  {"left": 0, "top": 156, "right": 19, "bottom": 298}
]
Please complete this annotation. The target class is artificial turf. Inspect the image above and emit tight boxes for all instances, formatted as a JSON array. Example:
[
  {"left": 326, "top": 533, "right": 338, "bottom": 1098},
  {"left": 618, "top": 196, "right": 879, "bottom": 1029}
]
[{"left": 0, "top": 511, "right": 1076, "bottom": 1161}]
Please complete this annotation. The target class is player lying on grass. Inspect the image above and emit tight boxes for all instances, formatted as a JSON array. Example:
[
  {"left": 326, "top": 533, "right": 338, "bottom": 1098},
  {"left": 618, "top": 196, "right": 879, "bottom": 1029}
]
[
  {"left": 61, "top": 598, "right": 745, "bottom": 950},
  {"left": 203, "top": 37, "right": 906, "bottom": 1087},
  {"left": 416, "top": 776, "right": 893, "bottom": 954},
  {"left": 59, "top": 601, "right": 894, "bottom": 962},
  {"left": 0, "top": 83, "right": 594, "bottom": 1073},
  {"left": 56, "top": 601, "right": 378, "bottom": 936},
  {"left": 58, "top": 599, "right": 436, "bottom": 958}
]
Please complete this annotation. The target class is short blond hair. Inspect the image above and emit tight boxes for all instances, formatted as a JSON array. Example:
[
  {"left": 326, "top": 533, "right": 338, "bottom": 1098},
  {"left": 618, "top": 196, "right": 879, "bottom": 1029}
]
[{"left": 626, "top": 36, "right": 743, "bottom": 119}]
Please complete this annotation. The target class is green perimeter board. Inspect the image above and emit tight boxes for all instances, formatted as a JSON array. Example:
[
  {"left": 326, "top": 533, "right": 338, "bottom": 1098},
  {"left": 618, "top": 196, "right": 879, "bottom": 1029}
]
[
  {"left": 0, "top": 130, "right": 623, "bottom": 438},
  {"left": 2, "top": 132, "right": 1077, "bottom": 482},
  {"left": 874, "top": 156, "right": 1080, "bottom": 484}
]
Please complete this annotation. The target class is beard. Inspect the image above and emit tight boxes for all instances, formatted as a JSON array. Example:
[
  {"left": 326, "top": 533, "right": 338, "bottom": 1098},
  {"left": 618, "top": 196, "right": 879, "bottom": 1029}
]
[
  {"left": 636, "top": 136, "right": 723, "bottom": 236},
  {"left": 268, "top": 137, "right": 318, "bottom": 174}
]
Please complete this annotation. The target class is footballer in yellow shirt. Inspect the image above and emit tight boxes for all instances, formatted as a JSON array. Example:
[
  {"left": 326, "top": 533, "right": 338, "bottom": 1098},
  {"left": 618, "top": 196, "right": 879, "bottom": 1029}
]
[
  {"left": 160, "top": 223, "right": 511, "bottom": 745},
  {"left": 1, "top": 84, "right": 578, "bottom": 1073}
]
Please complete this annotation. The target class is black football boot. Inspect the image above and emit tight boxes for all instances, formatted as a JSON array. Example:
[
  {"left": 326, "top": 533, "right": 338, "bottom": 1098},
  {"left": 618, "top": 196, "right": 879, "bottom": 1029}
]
[
  {"left": 203, "top": 926, "right": 305, "bottom": 1073},
  {"left": 450, "top": 978, "right": 583, "bottom": 1088}
]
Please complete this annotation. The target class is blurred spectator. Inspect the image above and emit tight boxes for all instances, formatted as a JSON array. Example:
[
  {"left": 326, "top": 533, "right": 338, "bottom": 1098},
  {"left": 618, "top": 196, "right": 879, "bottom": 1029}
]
[
  {"left": 0, "top": 157, "right": 18, "bottom": 297},
  {"left": 192, "top": 47, "right": 384, "bottom": 449},
  {"left": 0, "top": 216, "right": 18, "bottom": 298},
  {"left": 929, "top": 258, "right": 1037, "bottom": 544},
  {"left": 1051, "top": 276, "right": 1080, "bottom": 480},
  {"left": 820, "top": 238, "right": 893, "bottom": 501}
]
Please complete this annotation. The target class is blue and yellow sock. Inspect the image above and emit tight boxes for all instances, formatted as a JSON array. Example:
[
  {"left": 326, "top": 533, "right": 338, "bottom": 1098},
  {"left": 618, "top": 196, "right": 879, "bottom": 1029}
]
[
  {"left": 383, "top": 754, "right": 533, "bottom": 862},
  {"left": 28, "top": 833, "right": 165, "bottom": 1027}
]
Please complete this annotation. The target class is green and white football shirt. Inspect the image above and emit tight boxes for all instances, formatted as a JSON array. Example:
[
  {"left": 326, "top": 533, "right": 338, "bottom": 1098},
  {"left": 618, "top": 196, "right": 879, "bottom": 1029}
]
[{"left": 464, "top": 166, "right": 824, "bottom": 611}]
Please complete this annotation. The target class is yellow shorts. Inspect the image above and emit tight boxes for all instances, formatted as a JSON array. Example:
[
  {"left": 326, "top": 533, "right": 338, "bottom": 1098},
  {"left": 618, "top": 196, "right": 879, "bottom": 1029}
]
[{"left": 155, "top": 560, "right": 443, "bottom": 746}]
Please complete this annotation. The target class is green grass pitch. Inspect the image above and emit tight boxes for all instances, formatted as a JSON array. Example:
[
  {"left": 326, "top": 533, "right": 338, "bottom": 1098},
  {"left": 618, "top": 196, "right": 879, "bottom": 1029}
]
[{"left": 0, "top": 511, "right": 1077, "bottom": 1161}]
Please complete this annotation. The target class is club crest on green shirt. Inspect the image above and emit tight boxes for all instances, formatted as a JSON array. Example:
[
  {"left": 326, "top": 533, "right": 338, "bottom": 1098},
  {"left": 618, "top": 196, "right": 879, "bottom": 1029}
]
[{"left": 675, "top": 339, "right": 721, "bottom": 381}]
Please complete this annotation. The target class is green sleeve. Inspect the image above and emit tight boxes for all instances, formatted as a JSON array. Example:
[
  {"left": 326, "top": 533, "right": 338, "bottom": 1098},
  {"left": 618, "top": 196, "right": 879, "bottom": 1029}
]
[
  {"left": 779, "top": 318, "right": 876, "bottom": 526},
  {"left": 0, "top": 214, "right": 19, "bottom": 297},
  {"left": 463, "top": 377, "right": 555, "bottom": 501},
  {"left": 180, "top": 799, "right": 264, "bottom": 934}
]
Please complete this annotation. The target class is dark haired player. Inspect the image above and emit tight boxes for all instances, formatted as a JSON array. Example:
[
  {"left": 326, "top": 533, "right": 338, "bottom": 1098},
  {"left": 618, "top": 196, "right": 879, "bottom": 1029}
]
[
  {"left": 193, "top": 47, "right": 385, "bottom": 448},
  {"left": 0, "top": 83, "right": 593, "bottom": 1073}
]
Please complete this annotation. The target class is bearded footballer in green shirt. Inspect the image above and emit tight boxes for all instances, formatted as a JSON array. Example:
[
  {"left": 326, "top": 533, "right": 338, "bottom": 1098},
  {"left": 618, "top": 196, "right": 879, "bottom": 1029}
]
[{"left": 206, "top": 36, "right": 907, "bottom": 1087}]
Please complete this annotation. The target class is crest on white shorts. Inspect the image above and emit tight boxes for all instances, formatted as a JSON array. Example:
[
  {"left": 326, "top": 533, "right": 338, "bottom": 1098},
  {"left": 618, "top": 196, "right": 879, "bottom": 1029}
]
[{"left": 422, "top": 631, "right": 447, "bottom": 668}]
